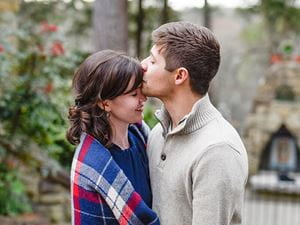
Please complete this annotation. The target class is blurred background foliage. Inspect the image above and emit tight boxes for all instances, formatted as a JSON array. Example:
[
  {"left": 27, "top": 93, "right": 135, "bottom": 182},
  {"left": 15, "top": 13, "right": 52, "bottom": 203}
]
[
  {"left": 0, "top": 0, "right": 171, "bottom": 216},
  {"left": 0, "top": 0, "right": 300, "bottom": 219},
  {"left": 0, "top": 0, "right": 90, "bottom": 215},
  {"left": 237, "top": 0, "right": 300, "bottom": 53},
  {"left": 0, "top": 162, "right": 31, "bottom": 215},
  {"left": 0, "top": 11, "right": 85, "bottom": 167}
]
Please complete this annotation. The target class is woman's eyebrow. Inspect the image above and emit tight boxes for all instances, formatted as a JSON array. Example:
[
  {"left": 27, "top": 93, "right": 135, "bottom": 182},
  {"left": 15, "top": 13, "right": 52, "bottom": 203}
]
[{"left": 150, "top": 51, "right": 156, "bottom": 61}]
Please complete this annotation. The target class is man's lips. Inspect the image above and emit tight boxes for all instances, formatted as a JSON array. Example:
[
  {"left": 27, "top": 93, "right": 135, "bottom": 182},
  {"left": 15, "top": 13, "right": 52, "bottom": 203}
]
[{"left": 136, "top": 106, "right": 144, "bottom": 112}]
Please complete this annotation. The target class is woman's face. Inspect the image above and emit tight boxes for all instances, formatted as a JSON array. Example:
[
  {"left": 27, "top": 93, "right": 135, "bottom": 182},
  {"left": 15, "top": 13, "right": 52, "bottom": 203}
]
[{"left": 105, "top": 77, "right": 147, "bottom": 126}]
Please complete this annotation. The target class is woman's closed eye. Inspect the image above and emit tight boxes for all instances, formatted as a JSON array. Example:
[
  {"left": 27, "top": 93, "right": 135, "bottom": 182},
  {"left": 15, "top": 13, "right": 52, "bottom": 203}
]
[
  {"left": 150, "top": 57, "right": 155, "bottom": 64},
  {"left": 129, "top": 91, "right": 138, "bottom": 96}
]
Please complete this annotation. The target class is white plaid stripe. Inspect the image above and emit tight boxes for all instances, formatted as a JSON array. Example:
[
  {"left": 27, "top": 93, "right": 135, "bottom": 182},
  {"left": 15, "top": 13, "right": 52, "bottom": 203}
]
[
  {"left": 107, "top": 188, "right": 122, "bottom": 219},
  {"left": 113, "top": 190, "right": 126, "bottom": 218},
  {"left": 74, "top": 208, "right": 115, "bottom": 219},
  {"left": 71, "top": 136, "right": 86, "bottom": 225},
  {"left": 98, "top": 194, "right": 107, "bottom": 225}
]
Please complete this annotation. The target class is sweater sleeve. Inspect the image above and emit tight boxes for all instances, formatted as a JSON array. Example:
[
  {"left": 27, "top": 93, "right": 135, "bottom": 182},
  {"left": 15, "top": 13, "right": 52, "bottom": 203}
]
[{"left": 191, "top": 143, "right": 246, "bottom": 225}]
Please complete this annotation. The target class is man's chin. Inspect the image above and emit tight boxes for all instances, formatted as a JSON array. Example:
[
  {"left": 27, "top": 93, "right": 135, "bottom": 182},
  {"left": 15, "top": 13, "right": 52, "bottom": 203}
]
[
  {"left": 142, "top": 83, "right": 157, "bottom": 97},
  {"left": 141, "top": 86, "right": 149, "bottom": 96}
]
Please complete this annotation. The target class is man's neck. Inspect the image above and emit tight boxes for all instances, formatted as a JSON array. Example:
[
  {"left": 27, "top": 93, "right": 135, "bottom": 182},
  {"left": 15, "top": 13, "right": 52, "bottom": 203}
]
[{"left": 163, "top": 92, "right": 203, "bottom": 129}]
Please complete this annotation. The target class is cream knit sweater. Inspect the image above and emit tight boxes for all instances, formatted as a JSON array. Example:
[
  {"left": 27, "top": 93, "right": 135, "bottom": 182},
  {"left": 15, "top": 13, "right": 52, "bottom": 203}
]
[{"left": 147, "top": 94, "right": 248, "bottom": 225}]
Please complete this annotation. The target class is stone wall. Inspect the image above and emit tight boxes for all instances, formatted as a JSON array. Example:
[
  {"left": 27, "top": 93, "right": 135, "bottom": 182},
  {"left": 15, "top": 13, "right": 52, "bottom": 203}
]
[
  {"left": 1, "top": 140, "right": 71, "bottom": 225},
  {"left": 244, "top": 62, "right": 300, "bottom": 175},
  {"left": 244, "top": 101, "right": 300, "bottom": 174},
  {"left": 0, "top": 214, "right": 50, "bottom": 225},
  {"left": 21, "top": 160, "right": 71, "bottom": 225}
]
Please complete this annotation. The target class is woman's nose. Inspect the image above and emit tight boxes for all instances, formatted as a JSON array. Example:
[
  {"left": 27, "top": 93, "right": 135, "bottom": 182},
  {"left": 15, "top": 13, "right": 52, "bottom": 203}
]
[{"left": 141, "top": 59, "right": 148, "bottom": 72}]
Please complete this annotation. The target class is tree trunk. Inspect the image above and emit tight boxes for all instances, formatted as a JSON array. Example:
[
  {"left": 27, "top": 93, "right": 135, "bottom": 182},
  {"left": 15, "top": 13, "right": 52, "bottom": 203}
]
[
  {"left": 204, "top": 0, "right": 217, "bottom": 105},
  {"left": 203, "top": 0, "right": 211, "bottom": 29},
  {"left": 136, "top": 0, "right": 144, "bottom": 57},
  {"left": 92, "top": 0, "right": 128, "bottom": 52},
  {"left": 161, "top": 0, "right": 169, "bottom": 24}
]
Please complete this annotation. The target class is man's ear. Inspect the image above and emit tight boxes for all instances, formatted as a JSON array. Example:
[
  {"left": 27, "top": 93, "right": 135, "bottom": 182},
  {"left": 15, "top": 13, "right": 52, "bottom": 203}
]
[
  {"left": 97, "top": 100, "right": 111, "bottom": 112},
  {"left": 174, "top": 67, "right": 189, "bottom": 85}
]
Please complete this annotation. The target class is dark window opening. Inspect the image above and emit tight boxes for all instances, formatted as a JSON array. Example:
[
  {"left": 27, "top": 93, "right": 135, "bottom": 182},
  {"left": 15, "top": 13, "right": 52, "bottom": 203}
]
[
  {"left": 275, "top": 84, "right": 295, "bottom": 101},
  {"left": 259, "top": 124, "right": 300, "bottom": 173}
]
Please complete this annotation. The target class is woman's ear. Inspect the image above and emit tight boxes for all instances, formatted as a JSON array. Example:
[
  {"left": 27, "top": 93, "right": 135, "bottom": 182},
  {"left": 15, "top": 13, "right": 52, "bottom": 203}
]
[
  {"left": 97, "top": 100, "right": 111, "bottom": 112},
  {"left": 174, "top": 67, "right": 189, "bottom": 85}
]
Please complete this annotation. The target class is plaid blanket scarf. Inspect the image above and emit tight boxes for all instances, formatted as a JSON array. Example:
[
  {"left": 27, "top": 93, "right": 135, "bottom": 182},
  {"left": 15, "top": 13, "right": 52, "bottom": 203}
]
[{"left": 71, "top": 123, "right": 160, "bottom": 225}]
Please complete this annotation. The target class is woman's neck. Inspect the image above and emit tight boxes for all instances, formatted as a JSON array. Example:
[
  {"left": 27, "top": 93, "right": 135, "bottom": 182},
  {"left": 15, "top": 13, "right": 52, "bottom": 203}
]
[{"left": 109, "top": 119, "right": 129, "bottom": 150}]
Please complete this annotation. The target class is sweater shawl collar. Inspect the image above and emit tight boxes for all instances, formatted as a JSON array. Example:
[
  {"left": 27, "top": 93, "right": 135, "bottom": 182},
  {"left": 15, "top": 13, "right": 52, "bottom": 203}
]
[{"left": 155, "top": 94, "right": 222, "bottom": 136}]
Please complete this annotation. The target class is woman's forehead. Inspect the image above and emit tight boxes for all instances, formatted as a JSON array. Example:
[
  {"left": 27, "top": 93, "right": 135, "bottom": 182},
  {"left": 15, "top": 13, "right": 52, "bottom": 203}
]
[{"left": 123, "top": 76, "right": 139, "bottom": 94}]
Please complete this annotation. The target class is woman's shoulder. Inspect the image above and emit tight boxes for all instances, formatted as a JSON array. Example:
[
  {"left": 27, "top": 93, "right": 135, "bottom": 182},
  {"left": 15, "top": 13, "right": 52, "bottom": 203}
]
[
  {"left": 74, "top": 132, "right": 111, "bottom": 166},
  {"left": 77, "top": 133, "right": 105, "bottom": 150}
]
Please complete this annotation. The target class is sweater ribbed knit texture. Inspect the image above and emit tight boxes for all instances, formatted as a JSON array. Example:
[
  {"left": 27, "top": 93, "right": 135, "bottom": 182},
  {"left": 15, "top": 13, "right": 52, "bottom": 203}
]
[{"left": 147, "top": 94, "right": 248, "bottom": 225}]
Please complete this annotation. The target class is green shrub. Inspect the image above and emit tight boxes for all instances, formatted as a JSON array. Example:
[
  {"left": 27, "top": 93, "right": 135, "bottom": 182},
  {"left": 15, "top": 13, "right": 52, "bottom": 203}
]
[
  {"left": 0, "top": 162, "right": 31, "bottom": 216},
  {"left": 0, "top": 19, "right": 86, "bottom": 168},
  {"left": 143, "top": 104, "right": 159, "bottom": 129}
]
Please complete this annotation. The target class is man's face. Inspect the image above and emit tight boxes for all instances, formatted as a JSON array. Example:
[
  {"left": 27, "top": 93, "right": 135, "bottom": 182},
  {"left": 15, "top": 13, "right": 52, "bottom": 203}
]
[{"left": 141, "top": 45, "right": 174, "bottom": 98}]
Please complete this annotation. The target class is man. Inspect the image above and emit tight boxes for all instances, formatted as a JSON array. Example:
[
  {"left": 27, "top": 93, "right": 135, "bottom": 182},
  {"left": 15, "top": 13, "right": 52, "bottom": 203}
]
[{"left": 141, "top": 21, "right": 248, "bottom": 225}]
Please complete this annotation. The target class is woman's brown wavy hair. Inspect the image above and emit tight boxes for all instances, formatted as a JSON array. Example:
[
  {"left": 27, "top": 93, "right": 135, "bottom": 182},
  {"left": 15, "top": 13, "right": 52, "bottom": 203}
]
[{"left": 66, "top": 50, "right": 143, "bottom": 147}]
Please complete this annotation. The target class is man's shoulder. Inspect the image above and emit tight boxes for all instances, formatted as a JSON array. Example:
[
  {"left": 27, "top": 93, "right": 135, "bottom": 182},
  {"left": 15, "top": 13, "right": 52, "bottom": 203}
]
[{"left": 203, "top": 116, "right": 243, "bottom": 144}]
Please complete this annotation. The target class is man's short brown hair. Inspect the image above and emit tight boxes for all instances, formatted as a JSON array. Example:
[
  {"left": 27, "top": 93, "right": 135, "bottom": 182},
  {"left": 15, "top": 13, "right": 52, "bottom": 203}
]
[{"left": 152, "top": 21, "right": 220, "bottom": 95}]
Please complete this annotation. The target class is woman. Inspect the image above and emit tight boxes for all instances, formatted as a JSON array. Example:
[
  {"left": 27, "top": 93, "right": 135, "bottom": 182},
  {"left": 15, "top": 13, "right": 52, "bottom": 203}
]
[{"left": 67, "top": 50, "right": 159, "bottom": 225}]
